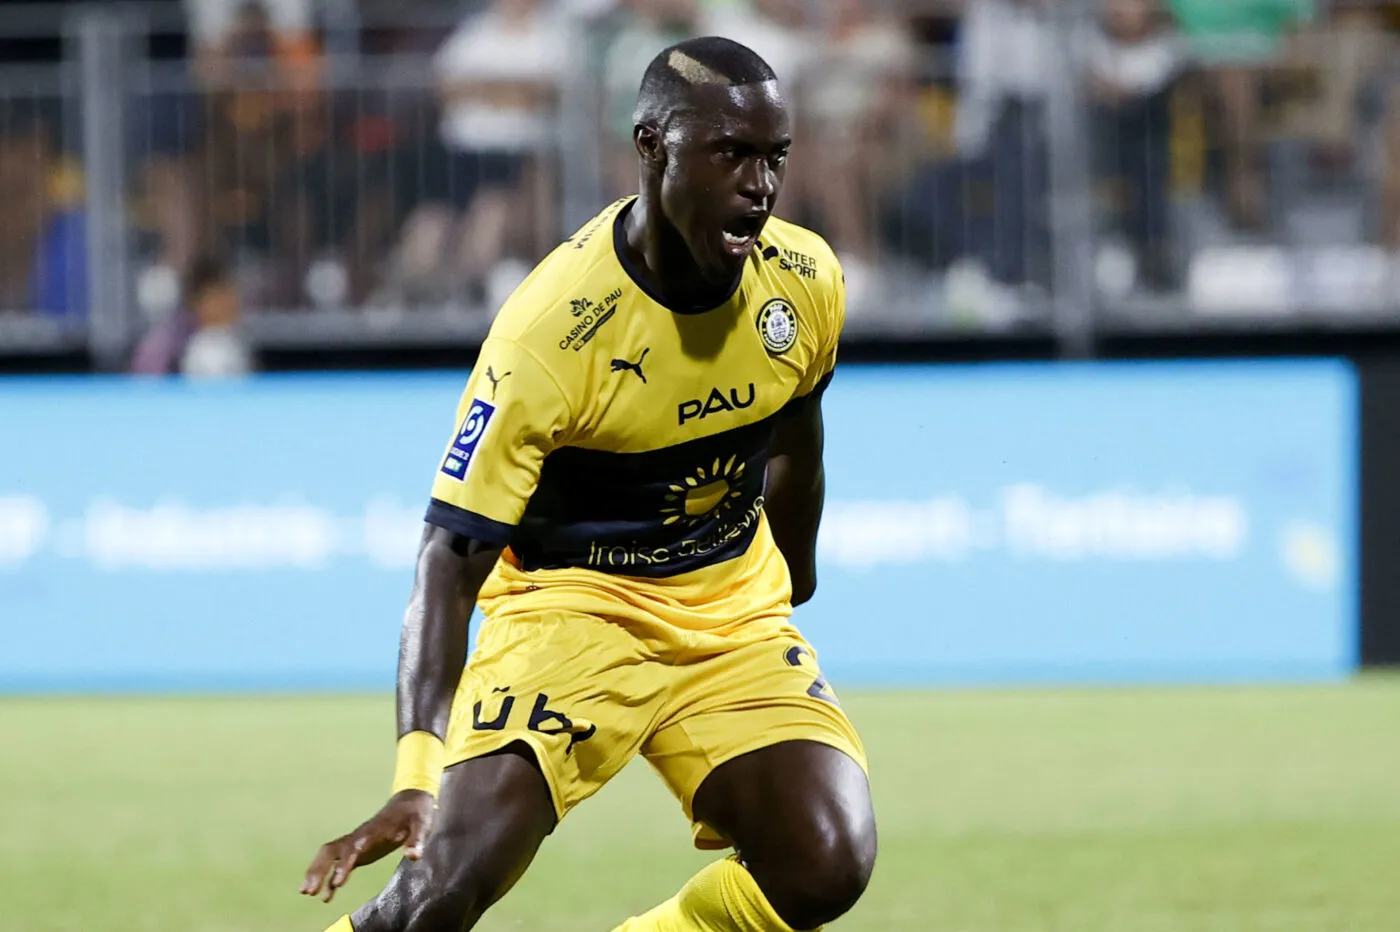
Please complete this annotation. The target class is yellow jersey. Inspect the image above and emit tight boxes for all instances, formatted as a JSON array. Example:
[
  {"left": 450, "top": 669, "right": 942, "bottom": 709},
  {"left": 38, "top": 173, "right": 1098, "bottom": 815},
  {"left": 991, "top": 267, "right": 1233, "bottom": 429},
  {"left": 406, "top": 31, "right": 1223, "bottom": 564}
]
[{"left": 426, "top": 197, "right": 845, "bottom": 641}]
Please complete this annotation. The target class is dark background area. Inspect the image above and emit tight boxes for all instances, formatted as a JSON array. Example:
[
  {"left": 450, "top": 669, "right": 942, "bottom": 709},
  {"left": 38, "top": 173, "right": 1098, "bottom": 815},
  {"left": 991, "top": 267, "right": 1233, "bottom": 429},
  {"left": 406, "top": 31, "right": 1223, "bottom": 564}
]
[{"left": 1362, "top": 360, "right": 1400, "bottom": 666}]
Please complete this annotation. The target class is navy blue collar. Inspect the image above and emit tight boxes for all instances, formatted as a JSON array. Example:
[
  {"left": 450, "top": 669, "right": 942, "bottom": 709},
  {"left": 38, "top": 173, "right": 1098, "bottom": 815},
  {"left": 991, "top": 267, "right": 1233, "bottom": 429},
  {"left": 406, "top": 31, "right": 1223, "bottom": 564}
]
[{"left": 612, "top": 199, "right": 744, "bottom": 316}]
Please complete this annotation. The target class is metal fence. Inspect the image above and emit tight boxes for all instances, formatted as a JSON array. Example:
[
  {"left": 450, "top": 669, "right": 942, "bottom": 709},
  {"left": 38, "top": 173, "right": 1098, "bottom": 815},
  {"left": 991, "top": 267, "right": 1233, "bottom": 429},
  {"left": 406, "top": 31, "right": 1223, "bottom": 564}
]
[{"left": 2, "top": 1, "right": 1400, "bottom": 368}]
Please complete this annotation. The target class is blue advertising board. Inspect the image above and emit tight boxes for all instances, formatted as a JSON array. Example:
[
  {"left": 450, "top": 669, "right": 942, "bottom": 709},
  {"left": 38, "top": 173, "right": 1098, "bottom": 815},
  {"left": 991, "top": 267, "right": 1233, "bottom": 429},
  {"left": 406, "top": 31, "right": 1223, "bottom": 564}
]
[{"left": 0, "top": 361, "right": 1358, "bottom": 692}]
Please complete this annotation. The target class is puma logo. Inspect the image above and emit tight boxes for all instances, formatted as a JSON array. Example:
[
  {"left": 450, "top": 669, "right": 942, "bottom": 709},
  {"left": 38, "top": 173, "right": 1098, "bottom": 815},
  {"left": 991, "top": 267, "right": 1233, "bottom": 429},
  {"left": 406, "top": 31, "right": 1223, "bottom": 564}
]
[
  {"left": 485, "top": 366, "right": 512, "bottom": 399},
  {"left": 610, "top": 348, "right": 649, "bottom": 384}
]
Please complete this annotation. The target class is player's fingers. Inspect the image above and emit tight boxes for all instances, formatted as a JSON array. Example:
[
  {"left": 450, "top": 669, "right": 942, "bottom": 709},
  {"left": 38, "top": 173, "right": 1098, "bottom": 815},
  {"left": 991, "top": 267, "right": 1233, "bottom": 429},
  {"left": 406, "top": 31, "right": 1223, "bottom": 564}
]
[
  {"left": 300, "top": 841, "right": 343, "bottom": 896},
  {"left": 326, "top": 837, "right": 365, "bottom": 901}
]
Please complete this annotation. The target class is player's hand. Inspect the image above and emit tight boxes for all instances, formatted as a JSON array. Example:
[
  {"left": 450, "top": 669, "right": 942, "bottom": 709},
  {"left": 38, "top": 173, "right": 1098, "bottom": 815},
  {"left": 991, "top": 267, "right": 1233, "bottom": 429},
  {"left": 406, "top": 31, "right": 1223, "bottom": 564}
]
[{"left": 300, "top": 789, "right": 436, "bottom": 903}]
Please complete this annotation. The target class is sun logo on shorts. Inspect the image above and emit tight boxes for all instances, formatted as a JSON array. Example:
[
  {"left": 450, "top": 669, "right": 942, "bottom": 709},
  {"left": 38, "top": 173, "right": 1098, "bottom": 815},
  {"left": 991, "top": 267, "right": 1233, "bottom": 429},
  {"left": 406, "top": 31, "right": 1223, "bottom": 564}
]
[{"left": 662, "top": 455, "right": 747, "bottom": 527}]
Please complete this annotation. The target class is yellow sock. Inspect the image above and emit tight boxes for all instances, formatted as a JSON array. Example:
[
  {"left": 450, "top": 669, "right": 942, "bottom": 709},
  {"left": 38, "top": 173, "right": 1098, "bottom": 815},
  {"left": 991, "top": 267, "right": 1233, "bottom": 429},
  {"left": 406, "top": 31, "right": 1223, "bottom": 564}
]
[
  {"left": 612, "top": 856, "right": 813, "bottom": 932},
  {"left": 321, "top": 917, "right": 353, "bottom": 932}
]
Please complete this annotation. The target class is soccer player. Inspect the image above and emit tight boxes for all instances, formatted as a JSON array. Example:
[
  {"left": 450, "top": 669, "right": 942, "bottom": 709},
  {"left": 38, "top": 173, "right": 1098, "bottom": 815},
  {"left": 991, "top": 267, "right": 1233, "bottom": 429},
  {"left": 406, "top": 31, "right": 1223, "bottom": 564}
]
[{"left": 301, "top": 37, "right": 876, "bottom": 932}]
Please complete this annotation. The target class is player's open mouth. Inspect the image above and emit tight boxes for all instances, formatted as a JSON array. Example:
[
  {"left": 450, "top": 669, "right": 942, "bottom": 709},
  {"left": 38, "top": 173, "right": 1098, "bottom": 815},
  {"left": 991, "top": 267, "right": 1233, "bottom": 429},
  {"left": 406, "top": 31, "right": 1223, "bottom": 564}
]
[{"left": 720, "top": 214, "right": 765, "bottom": 257}]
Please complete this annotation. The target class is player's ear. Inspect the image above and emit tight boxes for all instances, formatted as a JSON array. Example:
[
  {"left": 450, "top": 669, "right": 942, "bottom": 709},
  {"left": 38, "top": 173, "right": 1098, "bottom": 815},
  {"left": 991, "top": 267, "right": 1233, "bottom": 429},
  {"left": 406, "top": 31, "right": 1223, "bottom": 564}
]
[{"left": 634, "top": 122, "right": 665, "bottom": 170}]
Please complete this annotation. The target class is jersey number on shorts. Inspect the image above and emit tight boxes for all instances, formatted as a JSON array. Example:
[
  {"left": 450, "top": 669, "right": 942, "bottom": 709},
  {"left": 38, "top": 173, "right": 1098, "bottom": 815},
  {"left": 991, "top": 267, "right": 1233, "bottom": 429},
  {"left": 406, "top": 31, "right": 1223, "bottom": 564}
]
[
  {"left": 472, "top": 690, "right": 598, "bottom": 753},
  {"left": 785, "top": 646, "right": 839, "bottom": 705}
]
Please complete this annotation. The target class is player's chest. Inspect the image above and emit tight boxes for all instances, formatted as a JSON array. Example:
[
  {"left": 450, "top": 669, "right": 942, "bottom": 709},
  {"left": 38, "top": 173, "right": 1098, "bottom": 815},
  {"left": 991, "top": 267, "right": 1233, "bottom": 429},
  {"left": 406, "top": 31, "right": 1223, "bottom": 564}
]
[{"left": 578, "top": 299, "right": 806, "bottom": 452}]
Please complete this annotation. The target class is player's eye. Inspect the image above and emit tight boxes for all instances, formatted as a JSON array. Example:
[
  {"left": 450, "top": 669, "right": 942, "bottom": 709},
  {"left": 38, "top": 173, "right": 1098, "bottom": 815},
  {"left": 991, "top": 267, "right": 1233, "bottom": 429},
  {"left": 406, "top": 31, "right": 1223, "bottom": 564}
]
[{"left": 769, "top": 150, "right": 788, "bottom": 169}]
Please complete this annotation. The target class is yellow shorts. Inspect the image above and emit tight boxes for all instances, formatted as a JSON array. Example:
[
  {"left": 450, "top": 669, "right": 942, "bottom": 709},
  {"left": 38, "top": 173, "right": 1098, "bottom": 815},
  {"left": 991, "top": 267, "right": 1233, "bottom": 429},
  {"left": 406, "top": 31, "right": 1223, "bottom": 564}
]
[{"left": 443, "top": 608, "right": 867, "bottom": 849}]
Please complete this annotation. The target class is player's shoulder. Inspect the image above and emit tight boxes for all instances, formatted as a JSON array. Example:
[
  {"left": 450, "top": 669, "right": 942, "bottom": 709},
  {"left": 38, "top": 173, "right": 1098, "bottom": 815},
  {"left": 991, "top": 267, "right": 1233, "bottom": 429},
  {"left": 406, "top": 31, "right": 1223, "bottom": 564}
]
[
  {"left": 484, "top": 199, "right": 632, "bottom": 360},
  {"left": 753, "top": 215, "right": 844, "bottom": 346},
  {"left": 755, "top": 214, "right": 844, "bottom": 297}
]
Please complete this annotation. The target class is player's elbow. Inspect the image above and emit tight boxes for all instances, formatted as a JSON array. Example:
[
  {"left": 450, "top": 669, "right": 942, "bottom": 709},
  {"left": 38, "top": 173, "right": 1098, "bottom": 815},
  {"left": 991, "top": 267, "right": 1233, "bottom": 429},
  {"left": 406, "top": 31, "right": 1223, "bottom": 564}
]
[{"left": 790, "top": 572, "right": 817, "bottom": 607}]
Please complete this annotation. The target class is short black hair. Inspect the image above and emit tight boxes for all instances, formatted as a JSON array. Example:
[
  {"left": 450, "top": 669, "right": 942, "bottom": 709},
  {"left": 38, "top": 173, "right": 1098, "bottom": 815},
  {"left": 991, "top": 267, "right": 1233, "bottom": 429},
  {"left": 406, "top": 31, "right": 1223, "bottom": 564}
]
[{"left": 634, "top": 36, "right": 777, "bottom": 127}]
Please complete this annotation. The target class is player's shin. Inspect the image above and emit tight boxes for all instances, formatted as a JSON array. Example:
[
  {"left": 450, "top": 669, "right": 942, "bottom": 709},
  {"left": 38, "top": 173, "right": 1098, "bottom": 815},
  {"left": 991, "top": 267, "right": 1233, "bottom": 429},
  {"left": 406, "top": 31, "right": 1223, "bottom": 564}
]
[{"left": 611, "top": 856, "right": 813, "bottom": 932}]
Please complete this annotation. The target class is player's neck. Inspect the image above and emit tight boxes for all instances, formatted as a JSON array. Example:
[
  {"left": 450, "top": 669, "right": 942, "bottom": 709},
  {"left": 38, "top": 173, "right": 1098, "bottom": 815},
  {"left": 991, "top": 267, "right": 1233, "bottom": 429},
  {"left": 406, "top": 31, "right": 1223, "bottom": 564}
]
[{"left": 622, "top": 192, "right": 739, "bottom": 314}]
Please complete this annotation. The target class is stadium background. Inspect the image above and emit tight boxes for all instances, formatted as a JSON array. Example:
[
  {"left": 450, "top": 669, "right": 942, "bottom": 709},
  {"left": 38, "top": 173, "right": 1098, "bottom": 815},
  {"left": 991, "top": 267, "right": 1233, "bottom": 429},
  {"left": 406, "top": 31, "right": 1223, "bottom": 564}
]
[{"left": 1, "top": 1, "right": 1398, "bottom": 929}]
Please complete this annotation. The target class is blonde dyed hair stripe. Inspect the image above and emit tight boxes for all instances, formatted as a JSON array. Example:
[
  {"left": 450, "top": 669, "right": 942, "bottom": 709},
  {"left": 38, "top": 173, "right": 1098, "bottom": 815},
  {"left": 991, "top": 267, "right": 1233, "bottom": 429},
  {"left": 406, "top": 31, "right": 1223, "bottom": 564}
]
[{"left": 666, "top": 49, "right": 730, "bottom": 86}]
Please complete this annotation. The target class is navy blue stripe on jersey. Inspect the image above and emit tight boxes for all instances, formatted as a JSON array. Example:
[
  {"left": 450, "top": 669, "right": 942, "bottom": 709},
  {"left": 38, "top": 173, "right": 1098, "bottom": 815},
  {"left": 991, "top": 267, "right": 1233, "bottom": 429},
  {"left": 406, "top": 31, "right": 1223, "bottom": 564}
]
[
  {"left": 509, "top": 412, "right": 781, "bottom": 578},
  {"left": 778, "top": 369, "right": 833, "bottom": 418},
  {"left": 424, "top": 499, "right": 517, "bottom": 546}
]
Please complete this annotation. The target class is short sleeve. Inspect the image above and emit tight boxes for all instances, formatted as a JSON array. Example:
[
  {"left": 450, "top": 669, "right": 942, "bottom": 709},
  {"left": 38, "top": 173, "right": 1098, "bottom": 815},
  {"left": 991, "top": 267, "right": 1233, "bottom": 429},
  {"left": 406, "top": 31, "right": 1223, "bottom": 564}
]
[
  {"left": 791, "top": 252, "right": 846, "bottom": 402},
  {"left": 426, "top": 338, "right": 573, "bottom": 544}
]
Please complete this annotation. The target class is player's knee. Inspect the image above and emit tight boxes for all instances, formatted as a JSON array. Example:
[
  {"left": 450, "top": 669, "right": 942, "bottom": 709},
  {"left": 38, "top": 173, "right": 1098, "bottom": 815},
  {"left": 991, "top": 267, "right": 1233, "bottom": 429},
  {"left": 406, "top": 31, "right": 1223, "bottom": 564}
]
[
  {"left": 357, "top": 844, "right": 503, "bottom": 931},
  {"left": 358, "top": 876, "right": 487, "bottom": 932},
  {"left": 764, "top": 821, "right": 877, "bottom": 929},
  {"left": 356, "top": 878, "right": 469, "bottom": 932}
]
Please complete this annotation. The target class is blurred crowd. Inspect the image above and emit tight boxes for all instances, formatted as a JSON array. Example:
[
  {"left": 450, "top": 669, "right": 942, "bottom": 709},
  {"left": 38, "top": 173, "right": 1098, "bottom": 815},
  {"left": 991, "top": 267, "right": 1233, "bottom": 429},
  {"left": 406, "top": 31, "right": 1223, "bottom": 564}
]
[{"left": 4, "top": 0, "right": 1400, "bottom": 374}]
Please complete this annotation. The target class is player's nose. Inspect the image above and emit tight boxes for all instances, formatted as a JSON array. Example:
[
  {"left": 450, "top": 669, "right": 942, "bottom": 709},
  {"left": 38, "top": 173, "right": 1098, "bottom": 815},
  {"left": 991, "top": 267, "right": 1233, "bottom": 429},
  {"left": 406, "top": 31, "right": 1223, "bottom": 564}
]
[{"left": 737, "top": 156, "right": 777, "bottom": 207}]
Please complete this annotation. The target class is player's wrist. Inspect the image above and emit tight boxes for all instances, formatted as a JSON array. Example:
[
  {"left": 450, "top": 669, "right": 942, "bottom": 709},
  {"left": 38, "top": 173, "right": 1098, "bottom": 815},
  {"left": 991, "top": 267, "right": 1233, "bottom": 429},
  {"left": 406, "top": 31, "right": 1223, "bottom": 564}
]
[{"left": 391, "top": 731, "right": 446, "bottom": 798}]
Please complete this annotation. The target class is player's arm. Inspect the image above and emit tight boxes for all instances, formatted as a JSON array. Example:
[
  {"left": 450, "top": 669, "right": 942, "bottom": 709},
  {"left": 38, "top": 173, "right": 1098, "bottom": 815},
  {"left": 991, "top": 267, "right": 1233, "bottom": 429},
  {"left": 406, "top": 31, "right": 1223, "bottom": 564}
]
[
  {"left": 766, "top": 250, "right": 845, "bottom": 607},
  {"left": 302, "top": 337, "right": 571, "bottom": 903},
  {"left": 766, "top": 388, "right": 827, "bottom": 606},
  {"left": 396, "top": 525, "right": 501, "bottom": 760},
  {"left": 302, "top": 526, "right": 501, "bottom": 903}
]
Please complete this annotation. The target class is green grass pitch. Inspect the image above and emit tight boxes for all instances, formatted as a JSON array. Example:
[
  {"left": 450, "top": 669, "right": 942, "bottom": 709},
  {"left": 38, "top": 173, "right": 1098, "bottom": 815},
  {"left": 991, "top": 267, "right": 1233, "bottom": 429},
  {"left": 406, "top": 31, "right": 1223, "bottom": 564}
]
[{"left": 4, "top": 679, "right": 1399, "bottom": 931}]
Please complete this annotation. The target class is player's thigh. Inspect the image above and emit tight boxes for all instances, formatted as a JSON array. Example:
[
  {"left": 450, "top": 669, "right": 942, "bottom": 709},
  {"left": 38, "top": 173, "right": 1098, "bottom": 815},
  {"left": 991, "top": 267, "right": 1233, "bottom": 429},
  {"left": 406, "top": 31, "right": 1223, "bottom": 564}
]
[
  {"left": 693, "top": 739, "right": 877, "bottom": 929},
  {"left": 641, "top": 631, "right": 875, "bottom": 926},
  {"left": 642, "top": 631, "right": 869, "bottom": 846},
  {"left": 353, "top": 745, "right": 554, "bottom": 930},
  {"left": 445, "top": 608, "right": 668, "bottom": 823}
]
